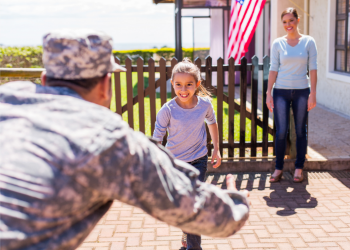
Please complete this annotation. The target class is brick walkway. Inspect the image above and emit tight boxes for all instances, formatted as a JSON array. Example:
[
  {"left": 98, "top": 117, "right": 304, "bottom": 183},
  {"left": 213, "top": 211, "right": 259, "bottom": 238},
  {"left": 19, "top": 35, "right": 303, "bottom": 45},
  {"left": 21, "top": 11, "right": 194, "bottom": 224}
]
[{"left": 78, "top": 172, "right": 350, "bottom": 250}]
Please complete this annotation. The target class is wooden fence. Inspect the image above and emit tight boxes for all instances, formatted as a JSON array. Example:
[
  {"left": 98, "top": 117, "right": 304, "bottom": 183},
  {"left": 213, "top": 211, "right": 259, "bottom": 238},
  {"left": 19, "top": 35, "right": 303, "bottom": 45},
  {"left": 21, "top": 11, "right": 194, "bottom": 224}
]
[
  {"left": 113, "top": 56, "right": 275, "bottom": 159},
  {"left": 0, "top": 55, "right": 276, "bottom": 159}
]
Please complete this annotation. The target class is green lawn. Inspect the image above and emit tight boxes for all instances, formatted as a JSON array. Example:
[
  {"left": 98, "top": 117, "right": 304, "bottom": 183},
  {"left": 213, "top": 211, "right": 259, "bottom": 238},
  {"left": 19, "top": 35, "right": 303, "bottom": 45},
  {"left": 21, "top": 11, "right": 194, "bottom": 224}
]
[{"left": 110, "top": 72, "right": 272, "bottom": 144}]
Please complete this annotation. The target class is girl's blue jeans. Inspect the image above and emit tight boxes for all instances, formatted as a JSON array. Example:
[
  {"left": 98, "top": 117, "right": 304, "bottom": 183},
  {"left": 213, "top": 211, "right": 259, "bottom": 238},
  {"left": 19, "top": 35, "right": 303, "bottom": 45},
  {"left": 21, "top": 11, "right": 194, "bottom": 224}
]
[
  {"left": 184, "top": 154, "right": 208, "bottom": 250},
  {"left": 273, "top": 88, "right": 310, "bottom": 171}
]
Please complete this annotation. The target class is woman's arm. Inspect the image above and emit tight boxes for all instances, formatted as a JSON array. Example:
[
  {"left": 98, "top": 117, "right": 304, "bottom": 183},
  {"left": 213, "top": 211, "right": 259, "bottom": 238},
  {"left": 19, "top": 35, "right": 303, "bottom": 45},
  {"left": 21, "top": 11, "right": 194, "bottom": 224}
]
[
  {"left": 308, "top": 70, "right": 317, "bottom": 111},
  {"left": 208, "top": 123, "right": 221, "bottom": 168},
  {"left": 308, "top": 38, "right": 318, "bottom": 111},
  {"left": 266, "top": 71, "right": 278, "bottom": 112}
]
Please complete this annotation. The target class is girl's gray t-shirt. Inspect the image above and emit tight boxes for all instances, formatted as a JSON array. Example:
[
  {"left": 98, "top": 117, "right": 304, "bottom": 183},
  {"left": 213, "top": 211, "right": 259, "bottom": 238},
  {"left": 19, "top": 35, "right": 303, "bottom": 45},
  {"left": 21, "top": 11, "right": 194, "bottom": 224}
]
[
  {"left": 270, "top": 35, "right": 317, "bottom": 89},
  {"left": 153, "top": 96, "right": 216, "bottom": 162}
]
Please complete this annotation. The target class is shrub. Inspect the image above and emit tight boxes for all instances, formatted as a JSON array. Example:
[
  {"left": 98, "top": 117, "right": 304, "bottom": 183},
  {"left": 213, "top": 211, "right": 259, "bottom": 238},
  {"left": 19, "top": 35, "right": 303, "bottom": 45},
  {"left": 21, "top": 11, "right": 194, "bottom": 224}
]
[
  {"left": 112, "top": 47, "right": 210, "bottom": 65},
  {"left": 0, "top": 46, "right": 210, "bottom": 68},
  {"left": 0, "top": 46, "right": 44, "bottom": 68}
]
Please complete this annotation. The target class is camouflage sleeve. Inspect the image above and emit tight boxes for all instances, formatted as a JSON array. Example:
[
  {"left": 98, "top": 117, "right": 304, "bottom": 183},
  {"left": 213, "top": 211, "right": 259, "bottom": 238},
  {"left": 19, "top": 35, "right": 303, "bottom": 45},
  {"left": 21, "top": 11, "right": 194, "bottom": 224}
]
[{"left": 100, "top": 126, "right": 249, "bottom": 237}]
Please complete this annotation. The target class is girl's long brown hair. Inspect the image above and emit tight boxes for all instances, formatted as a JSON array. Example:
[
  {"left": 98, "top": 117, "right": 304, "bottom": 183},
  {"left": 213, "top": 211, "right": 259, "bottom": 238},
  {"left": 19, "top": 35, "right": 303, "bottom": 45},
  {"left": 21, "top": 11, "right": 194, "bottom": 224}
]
[{"left": 171, "top": 58, "right": 212, "bottom": 100}]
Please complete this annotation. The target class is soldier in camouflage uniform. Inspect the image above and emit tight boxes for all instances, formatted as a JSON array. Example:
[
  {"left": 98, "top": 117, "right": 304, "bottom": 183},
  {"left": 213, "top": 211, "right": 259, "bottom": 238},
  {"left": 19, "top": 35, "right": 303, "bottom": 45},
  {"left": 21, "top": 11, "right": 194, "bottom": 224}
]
[{"left": 0, "top": 29, "right": 250, "bottom": 250}]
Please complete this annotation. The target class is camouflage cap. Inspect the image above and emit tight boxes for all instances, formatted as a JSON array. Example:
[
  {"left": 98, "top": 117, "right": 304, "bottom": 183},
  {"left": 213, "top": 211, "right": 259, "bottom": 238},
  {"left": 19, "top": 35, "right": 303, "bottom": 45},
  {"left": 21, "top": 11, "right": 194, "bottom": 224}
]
[{"left": 43, "top": 29, "right": 126, "bottom": 80}]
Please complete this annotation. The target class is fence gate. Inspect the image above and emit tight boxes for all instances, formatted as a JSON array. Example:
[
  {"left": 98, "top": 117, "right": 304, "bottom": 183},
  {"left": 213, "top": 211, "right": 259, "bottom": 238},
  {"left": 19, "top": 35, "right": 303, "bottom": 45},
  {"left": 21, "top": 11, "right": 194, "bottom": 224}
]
[{"left": 113, "top": 55, "right": 275, "bottom": 159}]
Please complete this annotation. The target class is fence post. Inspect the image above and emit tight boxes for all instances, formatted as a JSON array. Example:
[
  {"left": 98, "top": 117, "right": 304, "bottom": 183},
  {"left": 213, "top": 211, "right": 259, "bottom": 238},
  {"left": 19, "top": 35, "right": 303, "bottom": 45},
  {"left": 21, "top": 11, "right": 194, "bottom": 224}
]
[
  {"left": 159, "top": 57, "right": 167, "bottom": 106},
  {"left": 262, "top": 56, "right": 270, "bottom": 156},
  {"left": 194, "top": 57, "right": 201, "bottom": 82},
  {"left": 204, "top": 56, "right": 212, "bottom": 88},
  {"left": 114, "top": 56, "right": 122, "bottom": 116},
  {"left": 239, "top": 57, "right": 247, "bottom": 157},
  {"left": 205, "top": 56, "right": 213, "bottom": 156},
  {"left": 251, "top": 56, "right": 259, "bottom": 157},
  {"left": 137, "top": 57, "right": 145, "bottom": 134},
  {"left": 228, "top": 57, "right": 235, "bottom": 158},
  {"left": 217, "top": 57, "right": 224, "bottom": 157},
  {"left": 159, "top": 57, "right": 167, "bottom": 146},
  {"left": 170, "top": 58, "right": 178, "bottom": 98},
  {"left": 148, "top": 58, "right": 156, "bottom": 136},
  {"left": 125, "top": 56, "right": 134, "bottom": 129}
]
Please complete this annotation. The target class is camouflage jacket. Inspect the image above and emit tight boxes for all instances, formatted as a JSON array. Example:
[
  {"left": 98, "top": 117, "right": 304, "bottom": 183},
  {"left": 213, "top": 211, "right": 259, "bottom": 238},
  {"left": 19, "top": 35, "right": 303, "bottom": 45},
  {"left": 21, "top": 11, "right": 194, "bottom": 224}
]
[{"left": 0, "top": 81, "right": 249, "bottom": 250}]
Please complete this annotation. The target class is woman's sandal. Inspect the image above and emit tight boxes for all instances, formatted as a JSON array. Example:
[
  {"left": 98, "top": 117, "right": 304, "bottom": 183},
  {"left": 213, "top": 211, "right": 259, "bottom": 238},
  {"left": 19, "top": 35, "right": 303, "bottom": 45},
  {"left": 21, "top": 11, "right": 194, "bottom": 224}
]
[
  {"left": 293, "top": 171, "right": 304, "bottom": 183},
  {"left": 269, "top": 171, "right": 283, "bottom": 183},
  {"left": 181, "top": 232, "right": 187, "bottom": 248}
]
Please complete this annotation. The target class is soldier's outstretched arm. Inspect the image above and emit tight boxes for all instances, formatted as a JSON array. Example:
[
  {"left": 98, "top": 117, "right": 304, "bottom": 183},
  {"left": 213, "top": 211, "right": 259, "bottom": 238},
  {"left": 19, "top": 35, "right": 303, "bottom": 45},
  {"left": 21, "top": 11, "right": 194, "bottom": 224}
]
[{"left": 101, "top": 127, "right": 249, "bottom": 237}]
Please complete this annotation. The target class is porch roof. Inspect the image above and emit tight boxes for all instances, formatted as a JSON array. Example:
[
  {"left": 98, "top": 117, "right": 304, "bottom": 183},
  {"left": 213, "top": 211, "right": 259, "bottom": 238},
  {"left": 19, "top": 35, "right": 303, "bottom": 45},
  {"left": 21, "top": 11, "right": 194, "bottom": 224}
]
[{"left": 153, "top": 0, "right": 174, "bottom": 3}]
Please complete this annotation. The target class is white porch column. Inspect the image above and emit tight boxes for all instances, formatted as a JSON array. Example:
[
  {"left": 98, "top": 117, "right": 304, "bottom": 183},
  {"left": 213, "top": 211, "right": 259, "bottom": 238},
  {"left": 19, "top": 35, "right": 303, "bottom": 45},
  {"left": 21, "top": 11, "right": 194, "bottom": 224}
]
[
  {"left": 210, "top": 9, "right": 223, "bottom": 86},
  {"left": 270, "top": 0, "right": 279, "bottom": 45}
]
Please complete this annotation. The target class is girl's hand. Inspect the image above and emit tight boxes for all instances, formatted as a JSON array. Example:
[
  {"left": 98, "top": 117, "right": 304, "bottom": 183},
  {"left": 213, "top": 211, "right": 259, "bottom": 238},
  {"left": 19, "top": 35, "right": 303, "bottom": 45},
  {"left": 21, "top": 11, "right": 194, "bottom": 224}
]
[
  {"left": 266, "top": 93, "right": 274, "bottom": 112},
  {"left": 308, "top": 92, "right": 316, "bottom": 111},
  {"left": 211, "top": 148, "right": 222, "bottom": 168}
]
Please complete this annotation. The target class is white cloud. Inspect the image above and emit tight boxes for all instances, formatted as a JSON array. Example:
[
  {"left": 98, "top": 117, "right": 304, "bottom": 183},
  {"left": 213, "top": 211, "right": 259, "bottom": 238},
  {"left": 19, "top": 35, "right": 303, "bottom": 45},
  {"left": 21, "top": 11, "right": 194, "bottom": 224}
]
[
  {"left": 0, "top": 0, "right": 172, "bottom": 19},
  {"left": 0, "top": 0, "right": 182, "bottom": 46},
  {"left": 0, "top": 0, "right": 209, "bottom": 48}
]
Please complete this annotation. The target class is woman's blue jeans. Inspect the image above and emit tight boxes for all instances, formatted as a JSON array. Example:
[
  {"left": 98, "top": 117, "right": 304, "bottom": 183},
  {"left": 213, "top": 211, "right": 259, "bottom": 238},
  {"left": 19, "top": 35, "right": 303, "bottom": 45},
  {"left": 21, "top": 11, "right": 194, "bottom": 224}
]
[
  {"left": 184, "top": 155, "right": 208, "bottom": 250},
  {"left": 273, "top": 88, "right": 309, "bottom": 170}
]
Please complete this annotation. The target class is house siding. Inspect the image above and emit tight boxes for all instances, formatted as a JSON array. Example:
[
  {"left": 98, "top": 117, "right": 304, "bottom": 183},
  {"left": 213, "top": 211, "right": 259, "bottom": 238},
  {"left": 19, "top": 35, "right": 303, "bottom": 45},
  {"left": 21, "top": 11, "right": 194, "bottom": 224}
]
[{"left": 310, "top": 0, "right": 350, "bottom": 117}]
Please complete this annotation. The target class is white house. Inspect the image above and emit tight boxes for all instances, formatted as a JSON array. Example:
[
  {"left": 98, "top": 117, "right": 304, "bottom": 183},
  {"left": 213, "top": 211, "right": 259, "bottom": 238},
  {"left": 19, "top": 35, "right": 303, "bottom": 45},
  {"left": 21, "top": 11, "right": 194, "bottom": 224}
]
[
  {"left": 154, "top": 0, "right": 350, "bottom": 117},
  {"left": 265, "top": 0, "right": 350, "bottom": 117}
]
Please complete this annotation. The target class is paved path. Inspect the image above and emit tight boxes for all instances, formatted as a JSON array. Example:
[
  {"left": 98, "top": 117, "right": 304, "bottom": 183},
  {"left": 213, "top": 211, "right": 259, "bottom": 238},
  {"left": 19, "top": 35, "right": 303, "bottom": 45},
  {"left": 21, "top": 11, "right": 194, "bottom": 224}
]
[
  {"left": 308, "top": 106, "right": 350, "bottom": 160},
  {"left": 78, "top": 171, "right": 350, "bottom": 250}
]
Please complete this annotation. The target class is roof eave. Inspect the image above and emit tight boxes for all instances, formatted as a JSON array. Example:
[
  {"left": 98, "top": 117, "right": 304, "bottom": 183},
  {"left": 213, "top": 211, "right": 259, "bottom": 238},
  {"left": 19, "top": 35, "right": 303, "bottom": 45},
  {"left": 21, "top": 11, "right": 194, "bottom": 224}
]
[{"left": 153, "top": 0, "right": 175, "bottom": 4}]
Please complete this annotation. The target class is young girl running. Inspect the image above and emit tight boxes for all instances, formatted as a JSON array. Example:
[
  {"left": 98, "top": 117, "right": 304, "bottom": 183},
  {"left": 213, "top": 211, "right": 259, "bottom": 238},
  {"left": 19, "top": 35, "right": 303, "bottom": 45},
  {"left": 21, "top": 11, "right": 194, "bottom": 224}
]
[{"left": 153, "top": 58, "right": 221, "bottom": 250}]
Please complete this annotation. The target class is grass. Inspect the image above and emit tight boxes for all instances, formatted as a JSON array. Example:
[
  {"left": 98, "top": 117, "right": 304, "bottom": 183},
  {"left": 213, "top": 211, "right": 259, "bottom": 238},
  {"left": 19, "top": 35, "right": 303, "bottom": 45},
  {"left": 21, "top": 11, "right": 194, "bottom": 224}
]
[{"left": 110, "top": 72, "right": 273, "bottom": 144}]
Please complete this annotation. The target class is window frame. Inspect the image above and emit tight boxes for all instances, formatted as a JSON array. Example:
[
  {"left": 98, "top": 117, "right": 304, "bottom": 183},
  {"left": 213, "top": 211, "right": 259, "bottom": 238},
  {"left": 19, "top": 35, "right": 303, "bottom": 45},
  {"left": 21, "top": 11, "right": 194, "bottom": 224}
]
[
  {"left": 326, "top": 0, "right": 350, "bottom": 83},
  {"left": 334, "top": 0, "right": 349, "bottom": 72}
]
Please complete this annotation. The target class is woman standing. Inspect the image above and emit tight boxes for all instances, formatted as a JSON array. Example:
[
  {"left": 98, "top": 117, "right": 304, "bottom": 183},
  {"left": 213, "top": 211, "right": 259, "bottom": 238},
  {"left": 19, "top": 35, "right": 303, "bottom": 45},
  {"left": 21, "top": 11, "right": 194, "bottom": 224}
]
[{"left": 266, "top": 8, "right": 317, "bottom": 183}]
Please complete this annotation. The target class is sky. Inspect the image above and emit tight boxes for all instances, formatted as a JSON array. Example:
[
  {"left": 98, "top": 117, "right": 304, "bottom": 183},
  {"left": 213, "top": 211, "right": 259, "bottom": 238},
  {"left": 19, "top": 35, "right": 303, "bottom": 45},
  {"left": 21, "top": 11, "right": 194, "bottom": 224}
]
[{"left": 0, "top": 0, "right": 210, "bottom": 49}]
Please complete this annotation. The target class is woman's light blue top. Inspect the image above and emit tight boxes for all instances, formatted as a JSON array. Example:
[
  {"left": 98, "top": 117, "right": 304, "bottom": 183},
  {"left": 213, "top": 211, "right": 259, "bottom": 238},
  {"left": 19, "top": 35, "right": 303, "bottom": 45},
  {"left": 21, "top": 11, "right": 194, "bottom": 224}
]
[
  {"left": 153, "top": 96, "right": 216, "bottom": 162},
  {"left": 270, "top": 35, "right": 317, "bottom": 89}
]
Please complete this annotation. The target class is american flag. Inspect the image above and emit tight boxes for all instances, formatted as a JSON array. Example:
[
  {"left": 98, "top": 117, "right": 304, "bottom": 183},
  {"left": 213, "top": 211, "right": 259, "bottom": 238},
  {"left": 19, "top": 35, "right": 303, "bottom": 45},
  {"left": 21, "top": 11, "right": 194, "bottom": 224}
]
[{"left": 227, "top": 0, "right": 266, "bottom": 63}]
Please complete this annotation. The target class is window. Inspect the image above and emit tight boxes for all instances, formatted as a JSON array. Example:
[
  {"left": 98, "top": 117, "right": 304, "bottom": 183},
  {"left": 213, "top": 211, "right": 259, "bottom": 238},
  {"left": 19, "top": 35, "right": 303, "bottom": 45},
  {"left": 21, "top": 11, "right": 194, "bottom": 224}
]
[{"left": 335, "top": 0, "right": 350, "bottom": 72}]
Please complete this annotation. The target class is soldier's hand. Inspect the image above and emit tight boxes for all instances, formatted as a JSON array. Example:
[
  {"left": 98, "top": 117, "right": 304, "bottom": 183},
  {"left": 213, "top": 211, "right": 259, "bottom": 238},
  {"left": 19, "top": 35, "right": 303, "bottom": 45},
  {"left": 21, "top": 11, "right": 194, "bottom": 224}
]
[{"left": 226, "top": 174, "right": 250, "bottom": 199}]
